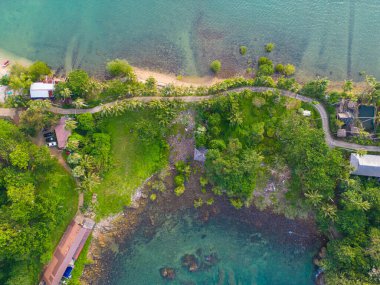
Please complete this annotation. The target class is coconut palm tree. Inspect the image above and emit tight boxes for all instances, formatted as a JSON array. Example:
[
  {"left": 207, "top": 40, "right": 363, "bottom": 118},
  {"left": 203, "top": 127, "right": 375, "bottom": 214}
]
[
  {"left": 72, "top": 98, "right": 88, "bottom": 109},
  {"left": 305, "top": 190, "right": 323, "bottom": 207},
  {"left": 65, "top": 118, "right": 77, "bottom": 131}
]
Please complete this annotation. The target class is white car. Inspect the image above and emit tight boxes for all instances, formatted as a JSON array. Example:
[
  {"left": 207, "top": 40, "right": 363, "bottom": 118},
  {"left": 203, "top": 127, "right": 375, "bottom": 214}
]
[{"left": 47, "top": 141, "right": 57, "bottom": 147}]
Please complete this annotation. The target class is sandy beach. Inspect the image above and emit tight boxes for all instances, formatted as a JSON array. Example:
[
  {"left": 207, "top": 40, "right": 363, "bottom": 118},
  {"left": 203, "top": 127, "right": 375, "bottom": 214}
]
[{"left": 0, "top": 48, "right": 32, "bottom": 77}]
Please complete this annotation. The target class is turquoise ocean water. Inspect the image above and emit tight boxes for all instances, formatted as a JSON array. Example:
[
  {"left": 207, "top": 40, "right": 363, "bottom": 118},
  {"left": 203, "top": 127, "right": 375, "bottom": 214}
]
[
  {"left": 0, "top": 0, "right": 379, "bottom": 80},
  {"left": 102, "top": 209, "right": 320, "bottom": 285}
]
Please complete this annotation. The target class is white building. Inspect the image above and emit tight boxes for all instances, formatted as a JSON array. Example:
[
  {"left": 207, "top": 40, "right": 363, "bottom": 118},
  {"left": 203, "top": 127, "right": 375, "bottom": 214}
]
[
  {"left": 350, "top": 154, "right": 380, "bottom": 178},
  {"left": 30, "top": 82, "right": 55, "bottom": 99},
  {"left": 302, "top": 110, "right": 311, "bottom": 117}
]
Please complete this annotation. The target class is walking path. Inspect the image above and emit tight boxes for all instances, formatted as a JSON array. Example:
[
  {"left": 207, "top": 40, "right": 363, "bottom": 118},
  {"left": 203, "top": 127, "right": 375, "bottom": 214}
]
[{"left": 1, "top": 87, "right": 380, "bottom": 152}]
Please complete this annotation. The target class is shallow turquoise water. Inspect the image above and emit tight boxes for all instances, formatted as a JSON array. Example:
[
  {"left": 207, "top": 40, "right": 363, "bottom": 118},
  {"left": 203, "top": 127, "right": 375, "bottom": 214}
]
[
  {"left": 0, "top": 0, "right": 379, "bottom": 80},
  {"left": 104, "top": 210, "right": 319, "bottom": 285}
]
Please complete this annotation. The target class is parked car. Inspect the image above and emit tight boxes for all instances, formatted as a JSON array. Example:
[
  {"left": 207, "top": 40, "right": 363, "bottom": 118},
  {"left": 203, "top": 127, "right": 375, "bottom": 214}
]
[
  {"left": 46, "top": 137, "right": 56, "bottom": 142},
  {"left": 43, "top": 132, "right": 54, "bottom": 138},
  {"left": 46, "top": 141, "right": 57, "bottom": 147}
]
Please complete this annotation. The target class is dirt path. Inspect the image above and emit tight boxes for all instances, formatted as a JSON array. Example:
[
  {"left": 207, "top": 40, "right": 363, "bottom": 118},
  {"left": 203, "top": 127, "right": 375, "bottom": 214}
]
[{"left": 1, "top": 87, "right": 379, "bottom": 152}]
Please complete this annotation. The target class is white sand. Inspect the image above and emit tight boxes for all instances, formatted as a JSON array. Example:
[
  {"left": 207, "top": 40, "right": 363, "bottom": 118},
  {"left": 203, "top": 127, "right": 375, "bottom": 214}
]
[{"left": 0, "top": 48, "right": 32, "bottom": 77}]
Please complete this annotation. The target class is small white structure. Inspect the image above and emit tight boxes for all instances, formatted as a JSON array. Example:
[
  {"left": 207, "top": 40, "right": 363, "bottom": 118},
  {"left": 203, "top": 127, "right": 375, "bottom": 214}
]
[
  {"left": 303, "top": 110, "right": 311, "bottom": 117},
  {"left": 30, "top": 82, "right": 55, "bottom": 99},
  {"left": 350, "top": 154, "right": 380, "bottom": 178}
]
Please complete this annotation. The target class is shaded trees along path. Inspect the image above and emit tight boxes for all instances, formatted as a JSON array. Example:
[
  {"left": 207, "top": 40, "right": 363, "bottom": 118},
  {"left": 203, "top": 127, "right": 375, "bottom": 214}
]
[{"left": 1, "top": 87, "right": 380, "bottom": 152}]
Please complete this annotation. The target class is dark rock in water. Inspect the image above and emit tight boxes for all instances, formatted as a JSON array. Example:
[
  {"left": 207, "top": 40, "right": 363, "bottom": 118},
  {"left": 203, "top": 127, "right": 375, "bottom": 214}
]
[
  {"left": 180, "top": 281, "right": 196, "bottom": 285},
  {"left": 204, "top": 252, "right": 220, "bottom": 266},
  {"left": 159, "top": 267, "right": 176, "bottom": 280},
  {"left": 181, "top": 254, "right": 199, "bottom": 272}
]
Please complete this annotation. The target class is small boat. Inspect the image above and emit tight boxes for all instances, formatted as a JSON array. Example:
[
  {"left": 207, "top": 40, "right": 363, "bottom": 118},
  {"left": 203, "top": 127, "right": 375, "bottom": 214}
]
[{"left": 2, "top": 60, "right": 10, "bottom": 68}]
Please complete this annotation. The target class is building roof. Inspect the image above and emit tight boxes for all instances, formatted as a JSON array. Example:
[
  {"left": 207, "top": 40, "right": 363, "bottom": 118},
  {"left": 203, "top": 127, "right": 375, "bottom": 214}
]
[
  {"left": 194, "top": 148, "right": 208, "bottom": 162},
  {"left": 30, "top": 82, "right": 54, "bottom": 98},
  {"left": 42, "top": 217, "right": 95, "bottom": 285},
  {"left": 303, "top": 110, "right": 311, "bottom": 117},
  {"left": 350, "top": 154, "right": 380, "bottom": 178},
  {"left": 337, "top": 112, "right": 353, "bottom": 119},
  {"left": 337, "top": 129, "right": 347, "bottom": 138},
  {"left": 55, "top": 117, "right": 72, "bottom": 149}
]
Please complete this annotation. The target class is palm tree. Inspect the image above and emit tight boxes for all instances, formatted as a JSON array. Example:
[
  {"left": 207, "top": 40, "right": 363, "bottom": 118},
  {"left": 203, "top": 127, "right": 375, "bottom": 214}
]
[
  {"left": 60, "top": 88, "right": 72, "bottom": 101},
  {"left": 305, "top": 190, "right": 323, "bottom": 207},
  {"left": 65, "top": 118, "right": 77, "bottom": 131},
  {"left": 72, "top": 98, "right": 87, "bottom": 109},
  {"left": 81, "top": 172, "right": 100, "bottom": 192},
  {"left": 80, "top": 155, "right": 95, "bottom": 172},
  {"left": 321, "top": 204, "right": 337, "bottom": 222}
]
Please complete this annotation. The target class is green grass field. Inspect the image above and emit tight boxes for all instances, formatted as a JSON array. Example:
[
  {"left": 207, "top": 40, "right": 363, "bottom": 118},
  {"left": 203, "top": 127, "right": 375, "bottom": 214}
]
[{"left": 94, "top": 110, "right": 168, "bottom": 219}]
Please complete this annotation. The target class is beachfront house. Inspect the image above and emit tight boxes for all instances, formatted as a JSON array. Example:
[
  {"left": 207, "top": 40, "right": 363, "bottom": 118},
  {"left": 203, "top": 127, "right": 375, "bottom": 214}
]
[
  {"left": 55, "top": 117, "right": 71, "bottom": 149},
  {"left": 41, "top": 216, "right": 95, "bottom": 285},
  {"left": 30, "top": 82, "right": 55, "bottom": 99},
  {"left": 350, "top": 154, "right": 380, "bottom": 178}
]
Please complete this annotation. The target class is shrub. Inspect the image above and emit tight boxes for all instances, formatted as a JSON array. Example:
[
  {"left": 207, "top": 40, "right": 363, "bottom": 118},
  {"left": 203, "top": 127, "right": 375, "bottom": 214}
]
[
  {"left": 194, "top": 198, "right": 203, "bottom": 208},
  {"left": 258, "top": 64, "right": 274, "bottom": 76},
  {"left": 150, "top": 193, "right": 157, "bottom": 201},
  {"left": 275, "top": 64, "right": 284, "bottom": 73},
  {"left": 106, "top": 59, "right": 136, "bottom": 81},
  {"left": 283, "top": 64, "right": 296, "bottom": 76},
  {"left": 174, "top": 185, "right": 185, "bottom": 196},
  {"left": 230, "top": 198, "right": 244, "bottom": 209},
  {"left": 174, "top": 175, "right": 185, "bottom": 187},
  {"left": 239, "top": 46, "right": 247, "bottom": 55},
  {"left": 258, "top": 57, "right": 273, "bottom": 67},
  {"left": 210, "top": 60, "right": 222, "bottom": 74},
  {"left": 206, "top": 198, "right": 214, "bottom": 205},
  {"left": 265, "top": 43, "right": 275, "bottom": 52}
]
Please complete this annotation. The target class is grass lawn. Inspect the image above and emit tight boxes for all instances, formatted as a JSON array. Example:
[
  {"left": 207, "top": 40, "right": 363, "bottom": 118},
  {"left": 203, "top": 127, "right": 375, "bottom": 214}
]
[{"left": 94, "top": 109, "right": 168, "bottom": 219}]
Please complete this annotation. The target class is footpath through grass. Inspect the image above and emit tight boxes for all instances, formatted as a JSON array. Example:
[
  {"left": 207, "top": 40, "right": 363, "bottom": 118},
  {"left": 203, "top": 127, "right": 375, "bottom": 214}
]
[{"left": 94, "top": 110, "right": 168, "bottom": 219}]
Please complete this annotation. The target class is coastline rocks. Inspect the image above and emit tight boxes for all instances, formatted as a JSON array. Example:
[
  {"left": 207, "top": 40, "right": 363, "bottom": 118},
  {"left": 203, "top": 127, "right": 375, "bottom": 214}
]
[
  {"left": 181, "top": 254, "right": 199, "bottom": 272},
  {"left": 159, "top": 267, "right": 176, "bottom": 280}
]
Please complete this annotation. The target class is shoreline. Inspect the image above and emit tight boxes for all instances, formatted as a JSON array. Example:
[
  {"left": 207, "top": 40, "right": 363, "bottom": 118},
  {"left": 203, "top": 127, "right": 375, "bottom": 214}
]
[
  {"left": 82, "top": 180, "right": 325, "bottom": 284},
  {"left": 0, "top": 48, "right": 368, "bottom": 94}
]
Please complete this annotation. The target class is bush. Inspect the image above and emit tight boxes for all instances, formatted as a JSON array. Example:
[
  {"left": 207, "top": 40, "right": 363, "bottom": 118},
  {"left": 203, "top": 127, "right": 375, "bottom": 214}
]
[
  {"left": 106, "top": 59, "right": 136, "bottom": 81},
  {"left": 194, "top": 198, "right": 203, "bottom": 208},
  {"left": 150, "top": 193, "right": 157, "bottom": 201},
  {"left": 258, "top": 64, "right": 274, "bottom": 76},
  {"left": 210, "top": 60, "right": 222, "bottom": 74},
  {"left": 174, "top": 175, "right": 185, "bottom": 187},
  {"left": 265, "top": 43, "right": 275, "bottom": 52},
  {"left": 275, "top": 64, "right": 284, "bottom": 73},
  {"left": 230, "top": 198, "right": 244, "bottom": 209},
  {"left": 239, "top": 46, "right": 247, "bottom": 55},
  {"left": 283, "top": 64, "right": 296, "bottom": 76},
  {"left": 174, "top": 185, "right": 185, "bottom": 196},
  {"left": 258, "top": 57, "right": 273, "bottom": 67}
]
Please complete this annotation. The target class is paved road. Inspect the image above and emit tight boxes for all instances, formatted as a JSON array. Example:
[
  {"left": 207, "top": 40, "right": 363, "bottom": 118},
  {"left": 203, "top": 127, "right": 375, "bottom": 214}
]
[{"left": 1, "top": 87, "right": 380, "bottom": 152}]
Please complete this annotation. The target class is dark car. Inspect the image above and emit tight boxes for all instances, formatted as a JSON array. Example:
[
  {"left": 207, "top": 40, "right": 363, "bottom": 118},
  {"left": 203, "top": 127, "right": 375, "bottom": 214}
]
[
  {"left": 43, "top": 132, "right": 54, "bottom": 138},
  {"left": 46, "top": 137, "right": 56, "bottom": 143}
]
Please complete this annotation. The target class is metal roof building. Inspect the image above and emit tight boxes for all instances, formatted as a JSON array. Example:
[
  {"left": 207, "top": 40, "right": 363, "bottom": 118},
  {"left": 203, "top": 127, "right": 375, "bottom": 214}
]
[
  {"left": 30, "top": 82, "right": 54, "bottom": 99},
  {"left": 41, "top": 216, "right": 95, "bottom": 285},
  {"left": 350, "top": 154, "right": 380, "bottom": 178}
]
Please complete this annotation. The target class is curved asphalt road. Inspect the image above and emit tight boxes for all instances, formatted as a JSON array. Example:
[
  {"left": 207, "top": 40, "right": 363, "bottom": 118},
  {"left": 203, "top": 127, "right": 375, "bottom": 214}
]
[{"left": 1, "top": 87, "right": 380, "bottom": 152}]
